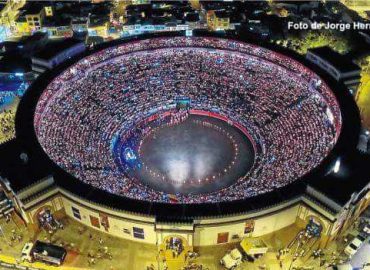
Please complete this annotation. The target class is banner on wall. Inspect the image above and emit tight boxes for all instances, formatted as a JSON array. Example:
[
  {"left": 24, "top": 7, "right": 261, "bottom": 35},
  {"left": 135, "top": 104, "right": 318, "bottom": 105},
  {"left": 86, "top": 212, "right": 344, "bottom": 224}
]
[
  {"left": 99, "top": 213, "right": 110, "bottom": 231},
  {"left": 244, "top": 220, "right": 255, "bottom": 234}
]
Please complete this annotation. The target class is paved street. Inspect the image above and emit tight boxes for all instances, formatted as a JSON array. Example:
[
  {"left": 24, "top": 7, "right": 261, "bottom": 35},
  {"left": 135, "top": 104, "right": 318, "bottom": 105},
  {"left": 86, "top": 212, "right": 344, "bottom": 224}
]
[{"left": 350, "top": 241, "right": 370, "bottom": 269}]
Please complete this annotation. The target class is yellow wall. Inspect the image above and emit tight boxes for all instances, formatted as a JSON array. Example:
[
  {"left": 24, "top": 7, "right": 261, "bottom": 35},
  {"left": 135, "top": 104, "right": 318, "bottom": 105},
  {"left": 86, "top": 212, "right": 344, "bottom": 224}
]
[
  {"left": 194, "top": 205, "right": 300, "bottom": 246},
  {"left": 206, "top": 11, "right": 230, "bottom": 31},
  {"left": 62, "top": 195, "right": 158, "bottom": 244},
  {"left": 20, "top": 187, "right": 349, "bottom": 247},
  {"left": 15, "top": 21, "right": 30, "bottom": 35}
]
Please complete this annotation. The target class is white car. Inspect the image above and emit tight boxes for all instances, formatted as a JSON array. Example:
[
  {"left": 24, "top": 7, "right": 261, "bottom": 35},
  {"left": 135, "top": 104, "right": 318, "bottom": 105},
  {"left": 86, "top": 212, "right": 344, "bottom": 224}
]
[
  {"left": 21, "top": 242, "right": 34, "bottom": 263},
  {"left": 344, "top": 234, "right": 367, "bottom": 257},
  {"left": 326, "top": 264, "right": 352, "bottom": 270},
  {"left": 363, "top": 224, "right": 370, "bottom": 235},
  {"left": 220, "top": 248, "right": 242, "bottom": 269},
  {"left": 230, "top": 249, "right": 242, "bottom": 261}
]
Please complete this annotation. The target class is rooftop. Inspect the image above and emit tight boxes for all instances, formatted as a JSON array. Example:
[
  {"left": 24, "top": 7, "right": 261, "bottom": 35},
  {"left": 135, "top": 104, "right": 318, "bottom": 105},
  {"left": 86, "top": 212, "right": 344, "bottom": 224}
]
[
  {"left": 0, "top": 55, "right": 32, "bottom": 73},
  {"left": 89, "top": 16, "right": 109, "bottom": 27},
  {"left": 308, "top": 47, "right": 361, "bottom": 73},
  {"left": 184, "top": 12, "right": 199, "bottom": 22},
  {"left": 18, "top": 32, "right": 48, "bottom": 44},
  {"left": 20, "top": 2, "right": 44, "bottom": 16},
  {"left": 214, "top": 10, "right": 230, "bottom": 19},
  {"left": 309, "top": 154, "right": 370, "bottom": 206},
  {"left": 0, "top": 140, "right": 51, "bottom": 192},
  {"left": 42, "top": 16, "right": 71, "bottom": 27},
  {"left": 33, "top": 38, "right": 83, "bottom": 60}
]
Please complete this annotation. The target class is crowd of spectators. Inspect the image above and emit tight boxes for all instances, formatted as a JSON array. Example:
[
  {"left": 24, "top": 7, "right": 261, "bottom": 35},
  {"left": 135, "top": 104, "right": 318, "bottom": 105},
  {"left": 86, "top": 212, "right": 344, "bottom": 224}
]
[{"left": 34, "top": 37, "right": 342, "bottom": 203}]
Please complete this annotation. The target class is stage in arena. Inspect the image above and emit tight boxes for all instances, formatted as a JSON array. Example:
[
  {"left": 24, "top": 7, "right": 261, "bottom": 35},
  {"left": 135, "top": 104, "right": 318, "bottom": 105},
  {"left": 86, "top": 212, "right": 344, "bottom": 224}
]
[{"left": 127, "top": 115, "right": 255, "bottom": 194}]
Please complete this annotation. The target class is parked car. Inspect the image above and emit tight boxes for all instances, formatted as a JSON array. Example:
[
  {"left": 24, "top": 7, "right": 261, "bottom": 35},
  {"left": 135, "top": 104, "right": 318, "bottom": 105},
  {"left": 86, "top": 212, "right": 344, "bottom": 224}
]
[
  {"left": 220, "top": 248, "right": 242, "bottom": 269},
  {"left": 362, "top": 223, "right": 370, "bottom": 236},
  {"left": 344, "top": 234, "right": 367, "bottom": 257},
  {"left": 21, "top": 242, "right": 34, "bottom": 263},
  {"left": 326, "top": 264, "right": 352, "bottom": 270}
]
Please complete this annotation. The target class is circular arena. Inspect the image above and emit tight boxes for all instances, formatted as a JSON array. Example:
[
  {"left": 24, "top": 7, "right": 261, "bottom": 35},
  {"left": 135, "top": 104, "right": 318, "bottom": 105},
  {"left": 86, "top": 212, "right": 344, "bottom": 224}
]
[{"left": 27, "top": 36, "right": 344, "bottom": 205}]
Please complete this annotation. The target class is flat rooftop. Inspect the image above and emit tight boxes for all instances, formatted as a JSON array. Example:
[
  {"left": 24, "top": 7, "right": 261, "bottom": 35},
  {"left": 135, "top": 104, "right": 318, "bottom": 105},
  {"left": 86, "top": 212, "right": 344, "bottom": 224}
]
[
  {"left": 308, "top": 47, "right": 361, "bottom": 74},
  {"left": 33, "top": 39, "right": 83, "bottom": 60}
]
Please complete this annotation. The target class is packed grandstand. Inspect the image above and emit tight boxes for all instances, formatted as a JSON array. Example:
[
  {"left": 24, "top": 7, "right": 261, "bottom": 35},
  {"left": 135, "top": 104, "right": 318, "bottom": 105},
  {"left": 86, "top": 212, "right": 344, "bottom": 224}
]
[{"left": 33, "top": 37, "right": 342, "bottom": 204}]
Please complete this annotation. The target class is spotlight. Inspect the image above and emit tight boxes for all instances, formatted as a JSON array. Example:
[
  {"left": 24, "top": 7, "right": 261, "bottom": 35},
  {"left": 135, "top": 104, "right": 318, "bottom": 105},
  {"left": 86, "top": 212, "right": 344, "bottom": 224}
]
[{"left": 333, "top": 158, "right": 341, "bottom": 174}]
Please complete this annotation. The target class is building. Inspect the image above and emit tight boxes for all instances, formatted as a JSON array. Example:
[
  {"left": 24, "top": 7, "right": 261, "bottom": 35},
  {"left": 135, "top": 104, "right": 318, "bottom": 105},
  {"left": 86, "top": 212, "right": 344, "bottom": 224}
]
[
  {"left": 88, "top": 16, "right": 109, "bottom": 38},
  {"left": 131, "top": 0, "right": 151, "bottom": 5},
  {"left": 71, "top": 18, "right": 89, "bottom": 34},
  {"left": 0, "top": 0, "right": 26, "bottom": 29},
  {"left": 9, "top": 32, "right": 48, "bottom": 57},
  {"left": 207, "top": 10, "right": 231, "bottom": 31},
  {"left": 42, "top": 17, "right": 73, "bottom": 39},
  {"left": 14, "top": 11, "right": 30, "bottom": 36},
  {"left": 20, "top": 3, "right": 46, "bottom": 32},
  {"left": 0, "top": 2, "right": 11, "bottom": 31},
  {"left": 31, "top": 39, "right": 85, "bottom": 74},
  {"left": 0, "top": 25, "right": 9, "bottom": 43},
  {"left": 44, "top": 5, "right": 53, "bottom": 17},
  {"left": 121, "top": 22, "right": 189, "bottom": 37},
  {"left": 306, "top": 47, "right": 362, "bottom": 93}
]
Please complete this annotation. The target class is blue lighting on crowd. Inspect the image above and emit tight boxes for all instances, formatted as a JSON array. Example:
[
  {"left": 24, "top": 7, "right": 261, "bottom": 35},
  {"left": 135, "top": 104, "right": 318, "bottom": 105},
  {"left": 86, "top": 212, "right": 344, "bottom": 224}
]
[{"left": 124, "top": 147, "right": 137, "bottom": 162}]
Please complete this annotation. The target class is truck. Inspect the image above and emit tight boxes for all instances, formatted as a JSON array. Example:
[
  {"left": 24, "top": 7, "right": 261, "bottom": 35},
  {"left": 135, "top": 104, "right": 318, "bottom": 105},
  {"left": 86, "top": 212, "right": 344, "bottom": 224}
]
[
  {"left": 240, "top": 238, "right": 269, "bottom": 257},
  {"left": 21, "top": 240, "right": 67, "bottom": 266}
]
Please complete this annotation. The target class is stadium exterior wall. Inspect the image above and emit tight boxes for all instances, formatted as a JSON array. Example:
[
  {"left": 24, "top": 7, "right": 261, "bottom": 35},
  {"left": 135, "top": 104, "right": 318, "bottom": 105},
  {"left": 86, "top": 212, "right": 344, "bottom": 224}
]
[{"left": 16, "top": 184, "right": 345, "bottom": 247}]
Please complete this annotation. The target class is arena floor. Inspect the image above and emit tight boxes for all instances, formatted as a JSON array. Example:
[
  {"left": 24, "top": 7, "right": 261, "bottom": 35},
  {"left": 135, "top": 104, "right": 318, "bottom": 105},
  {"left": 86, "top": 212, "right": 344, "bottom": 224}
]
[{"left": 133, "top": 115, "right": 255, "bottom": 194}]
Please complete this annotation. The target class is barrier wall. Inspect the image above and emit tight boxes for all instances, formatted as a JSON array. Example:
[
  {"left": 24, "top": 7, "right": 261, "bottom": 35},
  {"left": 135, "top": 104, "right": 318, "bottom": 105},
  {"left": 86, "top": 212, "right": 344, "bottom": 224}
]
[{"left": 20, "top": 188, "right": 337, "bottom": 247}]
